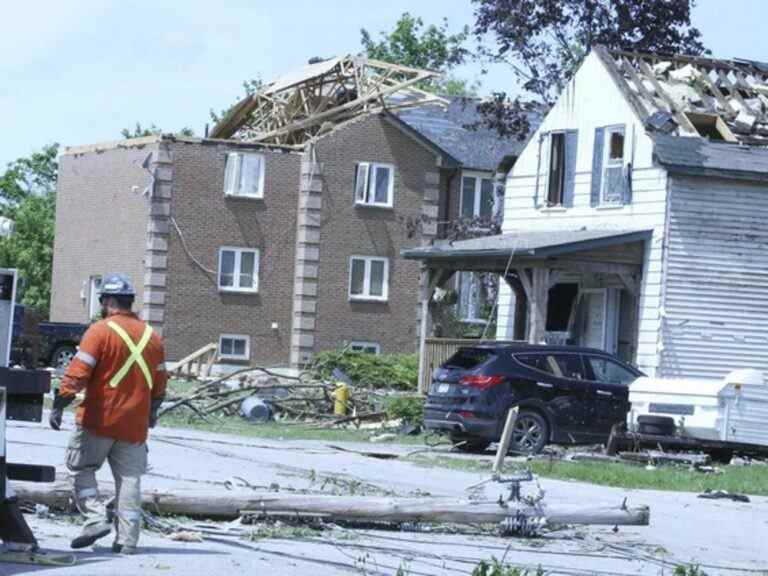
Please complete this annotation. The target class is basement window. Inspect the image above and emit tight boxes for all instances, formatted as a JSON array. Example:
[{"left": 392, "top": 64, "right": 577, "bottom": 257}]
[
  {"left": 349, "top": 341, "right": 381, "bottom": 354},
  {"left": 218, "top": 247, "right": 259, "bottom": 293},
  {"left": 219, "top": 334, "right": 250, "bottom": 361},
  {"left": 224, "top": 152, "right": 265, "bottom": 198},
  {"left": 348, "top": 256, "right": 389, "bottom": 301},
  {"left": 685, "top": 112, "right": 737, "bottom": 142},
  {"left": 355, "top": 162, "right": 394, "bottom": 207}
]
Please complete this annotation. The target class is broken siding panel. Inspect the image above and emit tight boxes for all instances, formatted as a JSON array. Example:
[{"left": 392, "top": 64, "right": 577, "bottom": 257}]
[{"left": 662, "top": 175, "right": 768, "bottom": 380}]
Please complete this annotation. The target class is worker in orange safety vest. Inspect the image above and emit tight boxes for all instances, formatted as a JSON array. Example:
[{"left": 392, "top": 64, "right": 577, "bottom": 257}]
[{"left": 49, "top": 273, "right": 167, "bottom": 554}]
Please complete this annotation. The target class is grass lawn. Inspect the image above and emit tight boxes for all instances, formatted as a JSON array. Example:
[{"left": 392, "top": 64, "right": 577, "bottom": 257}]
[{"left": 414, "top": 453, "right": 768, "bottom": 496}]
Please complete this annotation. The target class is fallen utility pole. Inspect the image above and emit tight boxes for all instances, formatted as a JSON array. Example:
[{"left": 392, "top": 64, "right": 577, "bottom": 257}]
[{"left": 13, "top": 483, "right": 649, "bottom": 527}]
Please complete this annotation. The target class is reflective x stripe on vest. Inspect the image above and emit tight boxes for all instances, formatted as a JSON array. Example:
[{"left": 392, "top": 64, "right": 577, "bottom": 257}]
[{"left": 106, "top": 321, "right": 154, "bottom": 389}]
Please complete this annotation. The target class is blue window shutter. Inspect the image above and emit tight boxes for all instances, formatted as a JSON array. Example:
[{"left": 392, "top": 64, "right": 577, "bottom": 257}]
[
  {"left": 590, "top": 127, "right": 605, "bottom": 207},
  {"left": 563, "top": 130, "right": 578, "bottom": 207}
]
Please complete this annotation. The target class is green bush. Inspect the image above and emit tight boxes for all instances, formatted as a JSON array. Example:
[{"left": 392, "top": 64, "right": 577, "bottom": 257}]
[
  {"left": 386, "top": 396, "right": 424, "bottom": 425},
  {"left": 311, "top": 350, "right": 418, "bottom": 391}
]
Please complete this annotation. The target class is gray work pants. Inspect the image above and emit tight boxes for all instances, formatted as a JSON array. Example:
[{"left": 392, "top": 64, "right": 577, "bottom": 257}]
[{"left": 65, "top": 427, "right": 147, "bottom": 548}]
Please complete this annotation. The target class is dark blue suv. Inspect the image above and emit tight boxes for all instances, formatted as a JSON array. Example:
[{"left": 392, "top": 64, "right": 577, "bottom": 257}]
[{"left": 424, "top": 344, "right": 643, "bottom": 454}]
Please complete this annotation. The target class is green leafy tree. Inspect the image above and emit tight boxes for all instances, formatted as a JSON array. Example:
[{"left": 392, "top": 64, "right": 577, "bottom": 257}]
[
  {"left": 0, "top": 144, "right": 59, "bottom": 314},
  {"left": 472, "top": 0, "right": 709, "bottom": 139},
  {"left": 120, "top": 122, "right": 195, "bottom": 139},
  {"left": 361, "top": 12, "right": 478, "bottom": 96}
]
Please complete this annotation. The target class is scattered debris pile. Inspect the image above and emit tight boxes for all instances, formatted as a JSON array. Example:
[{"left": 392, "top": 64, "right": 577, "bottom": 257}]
[{"left": 602, "top": 46, "right": 768, "bottom": 144}]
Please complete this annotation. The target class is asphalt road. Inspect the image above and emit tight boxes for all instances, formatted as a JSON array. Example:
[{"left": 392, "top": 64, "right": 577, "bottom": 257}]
[{"left": 2, "top": 414, "right": 766, "bottom": 576}]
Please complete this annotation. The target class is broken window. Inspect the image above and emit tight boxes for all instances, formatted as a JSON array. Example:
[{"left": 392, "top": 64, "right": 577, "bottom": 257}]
[
  {"left": 349, "top": 341, "right": 381, "bottom": 354},
  {"left": 219, "top": 334, "right": 250, "bottom": 360},
  {"left": 349, "top": 256, "right": 389, "bottom": 301},
  {"left": 601, "top": 126, "right": 625, "bottom": 204},
  {"left": 547, "top": 133, "right": 566, "bottom": 205},
  {"left": 224, "top": 152, "right": 265, "bottom": 198},
  {"left": 218, "top": 247, "right": 259, "bottom": 293},
  {"left": 460, "top": 174, "right": 494, "bottom": 219},
  {"left": 354, "top": 162, "right": 394, "bottom": 207}
]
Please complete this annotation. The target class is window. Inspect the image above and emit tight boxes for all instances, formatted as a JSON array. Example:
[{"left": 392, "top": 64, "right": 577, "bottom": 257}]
[
  {"left": 460, "top": 174, "right": 494, "bottom": 219},
  {"left": 600, "top": 126, "right": 625, "bottom": 204},
  {"left": 218, "top": 247, "right": 259, "bottom": 293},
  {"left": 516, "top": 353, "right": 586, "bottom": 380},
  {"left": 87, "top": 275, "right": 102, "bottom": 320},
  {"left": 547, "top": 133, "right": 566, "bottom": 205},
  {"left": 219, "top": 334, "right": 250, "bottom": 361},
  {"left": 585, "top": 356, "right": 637, "bottom": 385},
  {"left": 355, "top": 162, "right": 394, "bottom": 207},
  {"left": 456, "top": 272, "right": 487, "bottom": 322},
  {"left": 224, "top": 152, "right": 265, "bottom": 198},
  {"left": 348, "top": 256, "right": 389, "bottom": 301},
  {"left": 349, "top": 341, "right": 381, "bottom": 354}
]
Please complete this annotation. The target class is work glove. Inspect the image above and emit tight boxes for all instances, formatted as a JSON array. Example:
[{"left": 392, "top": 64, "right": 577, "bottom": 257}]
[
  {"left": 49, "top": 389, "right": 74, "bottom": 431},
  {"left": 149, "top": 398, "right": 164, "bottom": 428}
]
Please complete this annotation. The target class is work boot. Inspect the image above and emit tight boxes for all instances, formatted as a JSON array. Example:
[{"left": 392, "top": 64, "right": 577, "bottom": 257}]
[
  {"left": 70, "top": 521, "right": 112, "bottom": 549},
  {"left": 111, "top": 542, "right": 137, "bottom": 555}
]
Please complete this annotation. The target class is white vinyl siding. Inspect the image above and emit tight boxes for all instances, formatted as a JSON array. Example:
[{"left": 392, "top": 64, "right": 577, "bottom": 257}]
[
  {"left": 354, "top": 162, "right": 394, "bottom": 207},
  {"left": 224, "top": 152, "right": 265, "bottom": 198},
  {"left": 218, "top": 247, "right": 259, "bottom": 293},
  {"left": 219, "top": 334, "right": 250, "bottom": 361},
  {"left": 348, "top": 256, "right": 389, "bottom": 301}
]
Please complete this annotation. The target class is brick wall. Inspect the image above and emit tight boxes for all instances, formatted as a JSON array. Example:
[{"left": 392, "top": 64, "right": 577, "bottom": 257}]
[
  {"left": 51, "top": 144, "right": 154, "bottom": 322},
  {"left": 163, "top": 141, "right": 301, "bottom": 364},
  {"left": 312, "top": 115, "right": 439, "bottom": 355}
]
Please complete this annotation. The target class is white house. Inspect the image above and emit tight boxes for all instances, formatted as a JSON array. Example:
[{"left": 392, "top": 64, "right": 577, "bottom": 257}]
[{"left": 405, "top": 46, "right": 768, "bottom": 382}]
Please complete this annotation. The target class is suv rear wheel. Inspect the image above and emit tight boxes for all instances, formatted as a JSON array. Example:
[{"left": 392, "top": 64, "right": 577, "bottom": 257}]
[
  {"left": 510, "top": 410, "right": 549, "bottom": 454},
  {"left": 450, "top": 435, "right": 491, "bottom": 454}
]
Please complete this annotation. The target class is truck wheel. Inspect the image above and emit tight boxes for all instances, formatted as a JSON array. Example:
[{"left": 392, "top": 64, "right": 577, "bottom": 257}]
[
  {"left": 510, "top": 410, "right": 549, "bottom": 454},
  {"left": 450, "top": 435, "right": 491, "bottom": 454},
  {"left": 51, "top": 345, "right": 76, "bottom": 370}
]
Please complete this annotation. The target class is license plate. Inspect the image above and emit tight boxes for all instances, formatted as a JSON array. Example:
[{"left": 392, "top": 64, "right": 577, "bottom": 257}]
[{"left": 437, "top": 383, "right": 450, "bottom": 394}]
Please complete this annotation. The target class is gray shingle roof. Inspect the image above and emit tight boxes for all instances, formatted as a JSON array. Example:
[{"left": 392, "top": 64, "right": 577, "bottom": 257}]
[
  {"left": 402, "top": 228, "right": 651, "bottom": 260},
  {"left": 653, "top": 135, "right": 768, "bottom": 181},
  {"left": 396, "top": 97, "right": 537, "bottom": 172}
]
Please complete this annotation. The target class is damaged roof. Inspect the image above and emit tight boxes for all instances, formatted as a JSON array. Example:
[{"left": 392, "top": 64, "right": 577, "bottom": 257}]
[
  {"left": 396, "top": 97, "right": 537, "bottom": 172},
  {"left": 210, "top": 56, "right": 447, "bottom": 146},
  {"left": 596, "top": 45, "right": 768, "bottom": 146},
  {"left": 653, "top": 134, "right": 768, "bottom": 181},
  {"left": 402, "top": 228, "right": 651, "bottom": 261}
]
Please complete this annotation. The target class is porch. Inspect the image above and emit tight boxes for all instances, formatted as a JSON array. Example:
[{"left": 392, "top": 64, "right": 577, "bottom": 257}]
[{"left": 403, "top": 228, "right": 652, "bottom": 392}]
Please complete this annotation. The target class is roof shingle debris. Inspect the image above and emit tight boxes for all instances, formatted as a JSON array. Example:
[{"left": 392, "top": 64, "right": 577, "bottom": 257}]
[{"left": 596, "top": 46, "right": 768, "bottom": 146}]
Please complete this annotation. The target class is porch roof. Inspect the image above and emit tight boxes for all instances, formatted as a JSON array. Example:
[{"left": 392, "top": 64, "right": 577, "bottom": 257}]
[{"left": 402, "top": 228, "right": 652, "bottom": 263}]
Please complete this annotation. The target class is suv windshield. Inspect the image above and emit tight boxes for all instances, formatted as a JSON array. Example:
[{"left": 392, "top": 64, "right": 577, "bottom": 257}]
[{"left": 443, "top": 348, "right": 495, "bottom": 370}]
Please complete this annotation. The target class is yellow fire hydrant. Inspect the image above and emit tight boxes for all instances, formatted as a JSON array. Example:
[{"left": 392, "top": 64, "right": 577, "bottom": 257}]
[{"left": 332, "top": 382, "right": 350, "bottom": 416}]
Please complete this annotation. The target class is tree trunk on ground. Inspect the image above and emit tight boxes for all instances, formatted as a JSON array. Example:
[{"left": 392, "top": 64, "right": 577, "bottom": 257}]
[{"left": 13, "top": 482, "right": 649, "bottom": 526}]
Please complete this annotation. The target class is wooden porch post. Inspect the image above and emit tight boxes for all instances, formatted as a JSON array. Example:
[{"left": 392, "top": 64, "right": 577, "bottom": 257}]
[{"left": 516, "top": 267, "right": 550, "bottom": 344}]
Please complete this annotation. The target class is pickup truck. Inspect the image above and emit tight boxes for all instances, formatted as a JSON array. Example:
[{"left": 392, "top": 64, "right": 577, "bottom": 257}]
[{"left": 11, "top": 305, "right": 88, "bottom": 370}]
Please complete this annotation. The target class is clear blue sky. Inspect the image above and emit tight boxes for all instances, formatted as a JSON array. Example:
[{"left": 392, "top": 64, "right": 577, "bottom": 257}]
[{"left": 1, "top": 0, "right": 766, "bottom": 168}]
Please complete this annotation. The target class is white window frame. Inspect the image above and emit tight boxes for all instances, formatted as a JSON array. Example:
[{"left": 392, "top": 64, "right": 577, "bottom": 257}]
[
  {"left": 224, "top": 151, "right": 266, "bottom": 199},
  {"left": 218, "top": 334, "right": 250, "bottom": 361},
  {"left": 600, "top": 125, "right": 625, "bottom": 205},
  {"left": 354, "top": 162, "right": 394, "bottom": 208},
  {"left": 459, "top": 172, "right": 494, "bottom": 218},
  {"left": 218, "top": 247, "right": 259, "bottom": 294},
  {"left": 348, "top": 256, "right": 389, "bottom": 302},
  {"left": 349, "top": 341, "right": 381, "bottom": 354}
]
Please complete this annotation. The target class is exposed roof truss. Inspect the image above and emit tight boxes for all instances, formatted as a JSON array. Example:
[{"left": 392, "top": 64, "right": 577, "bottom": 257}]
[
  {"left": 597, "top": 46, "right": 768, "bottom": 145},
  {"left": 210, "top": 56, "right": 447, "bottom": 145}
]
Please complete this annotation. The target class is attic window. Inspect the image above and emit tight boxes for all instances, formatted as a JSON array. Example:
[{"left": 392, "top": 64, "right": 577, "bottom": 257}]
[{"left": 685, "top": 112, "right": 736, "bottom": 142}]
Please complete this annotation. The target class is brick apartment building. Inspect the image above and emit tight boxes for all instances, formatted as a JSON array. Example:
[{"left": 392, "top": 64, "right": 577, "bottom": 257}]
[{"left": 51, "top": 99, "right": 522, "bottom": 367}]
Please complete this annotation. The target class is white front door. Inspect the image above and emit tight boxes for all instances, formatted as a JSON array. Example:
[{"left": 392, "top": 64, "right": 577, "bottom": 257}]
[{"left": 581, "top": 289, "right": 607, "bottom": 349}]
